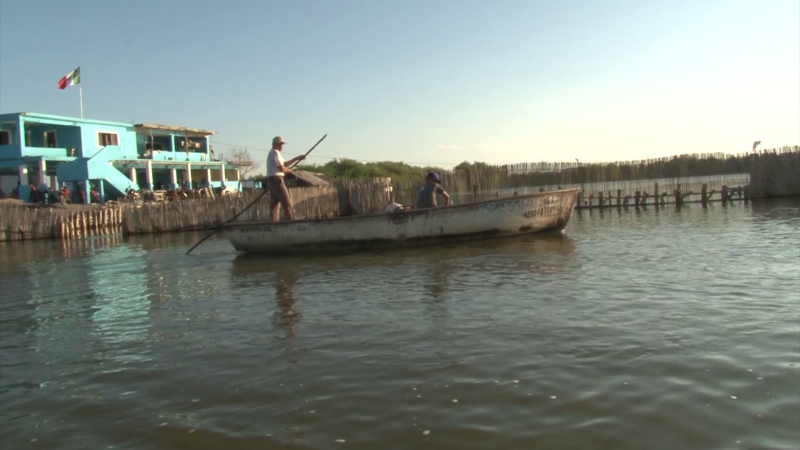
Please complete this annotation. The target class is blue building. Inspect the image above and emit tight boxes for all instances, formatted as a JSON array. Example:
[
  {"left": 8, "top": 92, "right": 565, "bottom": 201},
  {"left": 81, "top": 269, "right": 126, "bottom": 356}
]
[{"left": 0, "top": 112, "right": 240, "bottom": 203}]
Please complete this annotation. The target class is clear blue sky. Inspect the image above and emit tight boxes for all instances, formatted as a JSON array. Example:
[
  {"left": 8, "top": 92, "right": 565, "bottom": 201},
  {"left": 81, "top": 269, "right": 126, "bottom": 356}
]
[{"left": 1, "top": 0, "right": 798, "bottom": 171}]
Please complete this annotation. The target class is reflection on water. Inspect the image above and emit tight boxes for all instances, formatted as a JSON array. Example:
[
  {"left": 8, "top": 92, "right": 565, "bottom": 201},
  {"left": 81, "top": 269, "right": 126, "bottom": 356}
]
[
  {"left": 424, "top": 259, "right": 450, "bottom": 300},
  {"left": 89, "top": 247, "right": 152, "bottom": 363},
  {"left": 0, "top": 199, "right": 798, "bottom": 450},
  {"left": 272, "top": 265, "right": 302, "bottom": 341}
]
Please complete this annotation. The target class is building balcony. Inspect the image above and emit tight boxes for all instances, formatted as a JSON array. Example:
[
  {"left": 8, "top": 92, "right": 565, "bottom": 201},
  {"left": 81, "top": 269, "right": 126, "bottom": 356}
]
[{"left": 0, "top": 143, "right": 72, "bottom": 160}]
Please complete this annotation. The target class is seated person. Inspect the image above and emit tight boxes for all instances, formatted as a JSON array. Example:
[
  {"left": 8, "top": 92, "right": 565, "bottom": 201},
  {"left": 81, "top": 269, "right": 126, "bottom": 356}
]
[{"left": 416, "top": 172, "right": 450, "bottom": 208}]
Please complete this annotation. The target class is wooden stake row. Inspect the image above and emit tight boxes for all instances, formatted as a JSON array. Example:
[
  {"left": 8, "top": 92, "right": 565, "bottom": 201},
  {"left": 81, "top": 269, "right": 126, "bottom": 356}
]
[
  {"left": 0, "top": 203, "right": 123, "bottom": 242},
  {"left": 575, "top": 184, "right": 749, "bottom": 209}
]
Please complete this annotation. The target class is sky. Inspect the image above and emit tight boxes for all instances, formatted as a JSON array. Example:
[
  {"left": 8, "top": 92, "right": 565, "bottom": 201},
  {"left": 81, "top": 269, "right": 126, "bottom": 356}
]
[{"left": 1, "top": 0, "right": 798, "bottom": 172}]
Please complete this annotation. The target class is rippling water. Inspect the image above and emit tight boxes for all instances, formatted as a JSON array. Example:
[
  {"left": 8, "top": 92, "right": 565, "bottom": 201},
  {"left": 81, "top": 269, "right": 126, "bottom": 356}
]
[{"left": 1, "top": 199, "right": 798, "bottom": 449}]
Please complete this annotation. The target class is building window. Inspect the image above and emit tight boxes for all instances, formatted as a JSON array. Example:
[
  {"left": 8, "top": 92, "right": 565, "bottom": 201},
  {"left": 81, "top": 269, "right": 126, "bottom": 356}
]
[
  {"left": 98, "top": 132, "right": 119, "bottom": 146},
  {"left": 146, "top": 142, "right": 164, "bottom": 151},
  {"left": 44, "top": 130, "right": 57, "bottom": 148},
  {"left": 0, "top": 130, "right": 10, "bottom": 145}
]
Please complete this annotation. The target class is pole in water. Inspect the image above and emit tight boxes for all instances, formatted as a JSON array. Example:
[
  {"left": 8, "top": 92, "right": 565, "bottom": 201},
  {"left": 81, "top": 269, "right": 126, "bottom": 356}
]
[{"left": 185, "top": 133, "right": 327, "bottom": 255}]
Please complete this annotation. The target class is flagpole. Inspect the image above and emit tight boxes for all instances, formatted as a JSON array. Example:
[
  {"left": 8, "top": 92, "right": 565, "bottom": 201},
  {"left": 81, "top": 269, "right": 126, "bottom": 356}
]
[{"left": 79, "top": 87, "right": 84, "bottom": 119}]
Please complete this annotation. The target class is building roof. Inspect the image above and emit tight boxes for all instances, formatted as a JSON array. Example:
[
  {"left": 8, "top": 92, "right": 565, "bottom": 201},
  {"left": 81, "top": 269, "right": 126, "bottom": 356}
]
[
  {"left": 134, "top": 123, "right": 216, "bottom": 137},
  {"left": 0, "top": 112, "right": 218, "bottom": 137},
  {"left": 1, "top": 112, "right": 132, "bottom": 128}
]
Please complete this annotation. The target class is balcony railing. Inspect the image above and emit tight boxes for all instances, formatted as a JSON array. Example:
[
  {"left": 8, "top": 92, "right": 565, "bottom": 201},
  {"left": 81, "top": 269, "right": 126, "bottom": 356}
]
[{"left": 1, "top": 144, "right": 70, "bottom": 159}]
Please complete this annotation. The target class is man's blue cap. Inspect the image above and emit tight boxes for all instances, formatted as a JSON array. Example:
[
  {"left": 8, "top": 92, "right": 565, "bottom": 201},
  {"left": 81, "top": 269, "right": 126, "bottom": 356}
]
[{"left": 426, "top": 172, "right": 441, "bottom": 183}]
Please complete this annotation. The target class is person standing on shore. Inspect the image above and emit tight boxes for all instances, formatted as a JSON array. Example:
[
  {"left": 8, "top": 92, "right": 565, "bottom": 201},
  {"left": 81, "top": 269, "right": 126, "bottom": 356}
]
[{"left": 266, "top": 136, "right": 306, "bottom": 221}]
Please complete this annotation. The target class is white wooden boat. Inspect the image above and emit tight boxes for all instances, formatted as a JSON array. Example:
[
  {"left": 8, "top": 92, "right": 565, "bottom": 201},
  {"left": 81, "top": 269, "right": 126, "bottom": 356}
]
[{"left": 224, "top": 188, "right": 579, "bottom": 254}]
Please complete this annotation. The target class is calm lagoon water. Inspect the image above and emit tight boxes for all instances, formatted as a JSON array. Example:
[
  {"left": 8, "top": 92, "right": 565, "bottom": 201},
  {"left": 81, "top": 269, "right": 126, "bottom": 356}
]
[{"left": 1, "top": 198, "right": 798, "bottom": 449}]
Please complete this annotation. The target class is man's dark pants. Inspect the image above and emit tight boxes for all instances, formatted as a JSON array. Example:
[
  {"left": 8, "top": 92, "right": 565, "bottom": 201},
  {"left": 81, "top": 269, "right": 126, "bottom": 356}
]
[{"left": 266, "top": 176, "right": 294, "bottom": 221}]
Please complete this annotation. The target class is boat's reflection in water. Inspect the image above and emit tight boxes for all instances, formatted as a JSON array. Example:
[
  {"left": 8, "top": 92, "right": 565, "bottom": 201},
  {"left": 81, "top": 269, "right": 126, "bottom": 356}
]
[
  {"left": 228, "top": 232, "right": 577, "bottom": 325},
  {"left": 271, "top": 265, "right": 301, "bottom": 341}
]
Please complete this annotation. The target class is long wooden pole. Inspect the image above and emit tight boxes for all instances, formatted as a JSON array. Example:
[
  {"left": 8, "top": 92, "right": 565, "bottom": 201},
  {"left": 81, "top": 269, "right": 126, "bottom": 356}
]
[{"left": 186, "top": 133, "right": 327, "bottom": 255}]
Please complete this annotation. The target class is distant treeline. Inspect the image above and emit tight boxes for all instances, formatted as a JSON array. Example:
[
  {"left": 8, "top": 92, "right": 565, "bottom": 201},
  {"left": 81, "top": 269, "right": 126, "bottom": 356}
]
[
  {"left": 300, "top": 146, "right": 799, "bottom": 186},
  {"left": 299, "top": 159, "right": 444, "bottom": 183}
]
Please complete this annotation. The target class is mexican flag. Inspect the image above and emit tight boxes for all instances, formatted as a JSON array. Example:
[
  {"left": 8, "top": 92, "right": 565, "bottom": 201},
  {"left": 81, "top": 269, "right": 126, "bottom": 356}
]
[{"left": 57, "top": 67, "right": 80, "bottom": 90}]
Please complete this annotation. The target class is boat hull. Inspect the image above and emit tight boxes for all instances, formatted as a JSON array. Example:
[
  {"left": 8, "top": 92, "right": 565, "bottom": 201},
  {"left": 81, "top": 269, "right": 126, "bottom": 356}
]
[{"left": 224, "top": 188, "right": 579, "bottom": 254}]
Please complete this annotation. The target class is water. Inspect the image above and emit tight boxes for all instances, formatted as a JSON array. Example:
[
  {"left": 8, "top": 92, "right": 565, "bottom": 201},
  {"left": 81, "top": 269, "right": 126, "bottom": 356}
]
[{"left": 1, "top": 199, "right": 798, "bottom": 450}]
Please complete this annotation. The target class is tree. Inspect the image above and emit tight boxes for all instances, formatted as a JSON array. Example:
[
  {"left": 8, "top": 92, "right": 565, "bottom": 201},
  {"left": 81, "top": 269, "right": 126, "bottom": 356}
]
[{"left": 223, "top": 147, "right": 261, "bottom": 179}]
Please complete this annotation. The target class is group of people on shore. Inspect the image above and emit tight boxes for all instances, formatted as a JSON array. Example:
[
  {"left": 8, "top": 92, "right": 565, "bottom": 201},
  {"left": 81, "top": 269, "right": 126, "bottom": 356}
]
[
  {"left": 0, "top": 181, "right": 91, "bottom": 204},
  {"left": 264, "top": 136, "right": 451, "bottom": 221}
]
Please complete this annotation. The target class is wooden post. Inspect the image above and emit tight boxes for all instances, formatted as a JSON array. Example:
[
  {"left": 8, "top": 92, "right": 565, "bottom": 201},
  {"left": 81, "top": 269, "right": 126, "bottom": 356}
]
[
  {"left": 701, "top": 184, "right": 708, "bottom": 207},
  {"left": 674, "top": 189, "right": 680, "bottom": 206},
  {"left": 598, "top": 191, "right": 604, "bottom": 208},
  {"left": 634, "top": 190, "right": 641, "bottom": 207},
  {"left": 721, "top": 185, "right": 728, "bottom": 205},
  {"left": 616, "top": 189, "right": 621, "bottom": 207},
  {"left": 654, "top": 183, "right": 659, "bottom": 209}
]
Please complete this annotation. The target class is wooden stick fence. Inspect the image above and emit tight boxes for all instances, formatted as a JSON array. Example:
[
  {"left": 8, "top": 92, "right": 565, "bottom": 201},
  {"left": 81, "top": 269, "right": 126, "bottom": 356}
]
[
  {"left": 0, "top": 201, "right": 123, "bottom": 242},
  {"left": 122, "top": 186, "right": 340, "bottom": 234},
  {"left": 1, "top": 146, "right": 797, "bottom": 242},
  {"left": 332, "top": 178, "right": 393, "bottom": 215},
  {"left": 391, "top": 147, "right": 798, "bottom": 207}
]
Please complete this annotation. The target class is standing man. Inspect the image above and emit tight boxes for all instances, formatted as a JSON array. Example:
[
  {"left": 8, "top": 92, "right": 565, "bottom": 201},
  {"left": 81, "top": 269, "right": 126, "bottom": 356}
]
[
  {"left": 266, "top": 136, "right": 306, "bottom": 221},
  {"left": 417, "top": 172, "right": 450, "bottom": 208}
]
